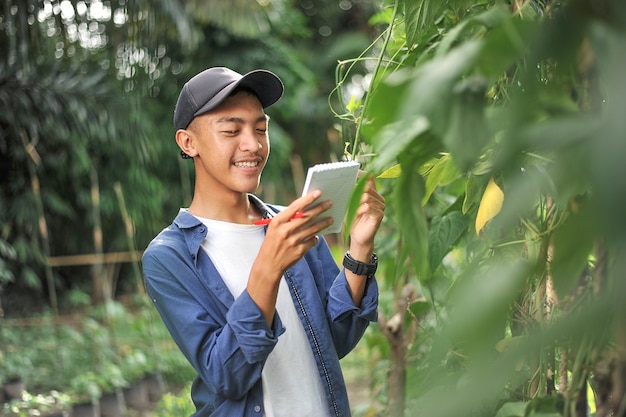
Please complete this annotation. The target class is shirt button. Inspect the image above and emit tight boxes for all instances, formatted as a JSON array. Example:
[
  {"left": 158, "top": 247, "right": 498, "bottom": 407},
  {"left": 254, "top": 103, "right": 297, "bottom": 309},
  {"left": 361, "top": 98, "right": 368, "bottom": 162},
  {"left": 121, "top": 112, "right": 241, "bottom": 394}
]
[{"left": 254, "top": 405, "right": 261, "bottom": 413}]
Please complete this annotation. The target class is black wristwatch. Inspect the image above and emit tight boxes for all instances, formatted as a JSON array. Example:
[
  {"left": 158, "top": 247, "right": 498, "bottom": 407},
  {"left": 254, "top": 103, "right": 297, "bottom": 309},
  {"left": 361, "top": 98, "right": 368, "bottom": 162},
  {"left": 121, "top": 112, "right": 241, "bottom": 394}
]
[{"left": 343, "top": 252, "right": 378, "bottom": 278}]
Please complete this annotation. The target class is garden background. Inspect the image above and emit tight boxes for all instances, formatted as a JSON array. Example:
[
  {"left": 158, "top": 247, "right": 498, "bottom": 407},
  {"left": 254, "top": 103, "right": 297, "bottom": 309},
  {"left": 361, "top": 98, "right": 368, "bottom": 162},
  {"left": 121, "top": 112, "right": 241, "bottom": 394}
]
[{"left": 1, "top": 0, "right": 624, "bottom": 416}]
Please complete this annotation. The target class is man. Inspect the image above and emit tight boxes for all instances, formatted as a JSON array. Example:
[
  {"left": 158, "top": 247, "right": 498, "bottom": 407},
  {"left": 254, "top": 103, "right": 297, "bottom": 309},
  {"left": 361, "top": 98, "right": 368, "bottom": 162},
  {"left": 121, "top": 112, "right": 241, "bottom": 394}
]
[{"left": 142, "top": 66, "right": 385, "bottom": 417}]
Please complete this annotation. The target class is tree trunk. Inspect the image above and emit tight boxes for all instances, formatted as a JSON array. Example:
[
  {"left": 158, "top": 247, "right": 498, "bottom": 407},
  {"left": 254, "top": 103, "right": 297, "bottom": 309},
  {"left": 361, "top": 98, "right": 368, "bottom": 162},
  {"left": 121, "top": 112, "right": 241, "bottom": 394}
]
[{"left": 378, "top": 282, "right": 417, "bottom": 417}]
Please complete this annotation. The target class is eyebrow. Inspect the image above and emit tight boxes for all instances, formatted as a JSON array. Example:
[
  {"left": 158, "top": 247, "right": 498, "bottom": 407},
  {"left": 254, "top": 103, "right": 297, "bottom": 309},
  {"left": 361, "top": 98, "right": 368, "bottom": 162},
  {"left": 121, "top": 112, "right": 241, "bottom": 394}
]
[{"left": 215, "top": 115, "right": 269, "bottom": 124}]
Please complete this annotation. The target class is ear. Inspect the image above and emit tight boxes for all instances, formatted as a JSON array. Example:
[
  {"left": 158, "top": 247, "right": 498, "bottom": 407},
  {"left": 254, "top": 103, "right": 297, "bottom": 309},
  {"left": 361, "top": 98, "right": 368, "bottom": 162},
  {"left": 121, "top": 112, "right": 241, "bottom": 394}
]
[{"left": 176, "top": 129, "right": 198, "bottom": 158}]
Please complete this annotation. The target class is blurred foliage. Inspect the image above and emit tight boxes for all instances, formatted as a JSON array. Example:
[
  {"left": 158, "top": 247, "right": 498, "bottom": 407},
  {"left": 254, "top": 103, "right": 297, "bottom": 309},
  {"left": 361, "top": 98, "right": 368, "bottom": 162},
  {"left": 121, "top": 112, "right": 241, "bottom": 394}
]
[
  {"left": 153, "top": 383, "right": 195, "bottom": 417},
  {"left": 0, "top": 0, "right": 381, "bottom": 310},
  {"left": 4, "top": 0, "right": 624, "bottom": 415},
  {"left": 338, "top": 0, "right": 626, "bottom": 415},
  {"left": 0, "top": 299, "right": 194, "bottom": 398}
]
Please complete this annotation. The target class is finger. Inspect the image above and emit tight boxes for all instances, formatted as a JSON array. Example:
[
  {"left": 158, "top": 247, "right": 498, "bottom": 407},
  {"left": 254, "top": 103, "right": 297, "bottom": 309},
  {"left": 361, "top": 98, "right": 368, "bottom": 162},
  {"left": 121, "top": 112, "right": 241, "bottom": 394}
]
[
  {"left": 275, "top": 190, "right": 322, "bottom": 222},
  {"left": 289, "top": 195, "right": 333, "bottom": 226},
  {"left": 361, "top": 188, "right": 385, "bottom": 210},
  {"left": 363, "top": 175, "right": 381, "bottom": 195},
  {"left": 301, "top": 215, "right": 334, "bottom": 236}
]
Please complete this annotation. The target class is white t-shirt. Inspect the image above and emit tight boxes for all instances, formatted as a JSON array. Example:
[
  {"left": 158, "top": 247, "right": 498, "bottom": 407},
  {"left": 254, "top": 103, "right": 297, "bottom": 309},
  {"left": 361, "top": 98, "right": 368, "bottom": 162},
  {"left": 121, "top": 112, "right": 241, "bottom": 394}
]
[{"left": 193, "top": 213, "right": 330, "bottom": 417}]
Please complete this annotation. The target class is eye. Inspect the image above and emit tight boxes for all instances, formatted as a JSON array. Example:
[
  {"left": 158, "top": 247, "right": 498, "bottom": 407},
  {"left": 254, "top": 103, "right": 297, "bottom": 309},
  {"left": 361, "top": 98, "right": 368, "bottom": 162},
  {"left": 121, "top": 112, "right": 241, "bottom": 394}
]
[
  {"left": 256, "top": 122, "right": 268, "bottom": 134},
  {"left": 221, "top": 128, "right": 240, "bottom": 136}
]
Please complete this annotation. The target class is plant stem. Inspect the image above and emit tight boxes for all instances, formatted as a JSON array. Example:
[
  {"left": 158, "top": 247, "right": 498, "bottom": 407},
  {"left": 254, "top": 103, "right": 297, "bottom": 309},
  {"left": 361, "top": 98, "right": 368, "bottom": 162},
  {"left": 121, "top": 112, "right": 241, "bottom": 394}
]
[{"left": 351, "top": 0, "right": 400, "bottom": 160}]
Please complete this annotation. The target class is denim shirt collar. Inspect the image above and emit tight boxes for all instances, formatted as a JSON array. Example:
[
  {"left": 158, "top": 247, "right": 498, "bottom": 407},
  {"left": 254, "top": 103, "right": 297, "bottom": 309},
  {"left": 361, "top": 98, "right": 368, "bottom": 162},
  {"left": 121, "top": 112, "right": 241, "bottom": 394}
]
[{"left": 172, "top": 194, "right": 278, "bottom": 264}]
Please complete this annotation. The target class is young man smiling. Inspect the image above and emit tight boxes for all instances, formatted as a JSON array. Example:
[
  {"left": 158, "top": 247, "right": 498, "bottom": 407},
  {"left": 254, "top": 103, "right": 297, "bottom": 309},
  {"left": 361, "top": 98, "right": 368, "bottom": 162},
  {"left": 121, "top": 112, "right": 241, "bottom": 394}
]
[{"left": 142, "top": 67, "right": 385, "bottom": 417}]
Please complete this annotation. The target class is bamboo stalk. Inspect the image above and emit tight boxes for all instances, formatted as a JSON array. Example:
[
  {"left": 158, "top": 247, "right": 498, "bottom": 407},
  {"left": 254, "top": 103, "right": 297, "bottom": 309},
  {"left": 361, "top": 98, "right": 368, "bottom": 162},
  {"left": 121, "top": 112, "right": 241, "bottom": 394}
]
[
  {"left": 20, "top": 129, "right": 58, "bottom": 316},
  {"left": 91, "top": 167, "right": 106, "bottom": 303},
  {"left": 114, "top": 182, "right": 144, "bottom": 295}
]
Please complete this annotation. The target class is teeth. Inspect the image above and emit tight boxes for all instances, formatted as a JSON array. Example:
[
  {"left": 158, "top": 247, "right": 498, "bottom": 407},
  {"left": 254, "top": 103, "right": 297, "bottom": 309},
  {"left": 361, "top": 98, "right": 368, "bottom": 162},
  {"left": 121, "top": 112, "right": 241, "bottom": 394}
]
[{"left": 234, "top": 161, "right": 258, "bottom": 168}]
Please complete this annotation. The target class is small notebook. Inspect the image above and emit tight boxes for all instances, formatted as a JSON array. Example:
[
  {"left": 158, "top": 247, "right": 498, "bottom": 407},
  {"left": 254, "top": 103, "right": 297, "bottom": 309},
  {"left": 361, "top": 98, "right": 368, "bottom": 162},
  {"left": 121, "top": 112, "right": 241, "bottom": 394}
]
[{"left": 301, "top": 160, "right": 361, "bottom": 234}]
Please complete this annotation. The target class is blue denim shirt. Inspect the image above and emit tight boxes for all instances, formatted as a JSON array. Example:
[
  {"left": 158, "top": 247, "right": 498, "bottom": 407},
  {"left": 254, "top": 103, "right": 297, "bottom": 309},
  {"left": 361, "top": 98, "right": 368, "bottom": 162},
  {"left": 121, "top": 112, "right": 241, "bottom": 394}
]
[{"left": 142, "top": 195, "right": 379, "bottom": 417}]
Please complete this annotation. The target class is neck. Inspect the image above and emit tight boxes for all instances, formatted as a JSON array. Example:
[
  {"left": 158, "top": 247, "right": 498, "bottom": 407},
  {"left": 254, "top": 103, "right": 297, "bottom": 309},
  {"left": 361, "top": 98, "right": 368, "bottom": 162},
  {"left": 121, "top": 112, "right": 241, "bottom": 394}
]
[{"left": 188, "top": 191, "right": 261, "bottom": 223}]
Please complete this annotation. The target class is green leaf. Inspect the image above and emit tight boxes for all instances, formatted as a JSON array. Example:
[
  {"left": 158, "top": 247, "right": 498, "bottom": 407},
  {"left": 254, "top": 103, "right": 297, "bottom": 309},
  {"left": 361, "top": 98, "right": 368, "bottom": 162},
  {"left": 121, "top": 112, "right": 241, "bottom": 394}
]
[
  {"left": 462, "top": 174, "right": 485, "bottom": 214},
  {"left": 428, "top": 211, "right": 469, "bottom": 272},
  {"left": 443, "top": 76, "right": 490, "bottom": 172},
  {"left": 423, "top": 154, "right": 462, "bottom": 205},
  {"left": 403, "top": 0, "right": 446, "bottom": 48},
  {"left": 394, "top": 155, "right": 429, "bottom": 281},
  {"left": 368, "top": 40, "right": 482, "bottom": 165},
  {"left": 495, "top": 401, "right": 527, "bottom": 417},
  {"left": 343, "top": 175, "right": 369, "bottom": 242},
  {"left": 550, "top": 203, "right": 594, "bottom": 300},
  {"left": 525, "top": 395, "right": 564, "bottom": 416},
  {"left": 476, "top": 17, "right": 536, "bottom": 80},
  {"left": 400, "top": 40, "right": 483, "bottom": 136},
  {"left": 409, "top": 299, "right": 431, "bottom": 318},
  {"left": 370, "top": 116, "right": 430, "bottom": 174},
  {"left": 436, "top": 5, "right": 509, "bottom": 58},
  {"left": 377, "top": 164, "right": 402, "bottom": 179}
]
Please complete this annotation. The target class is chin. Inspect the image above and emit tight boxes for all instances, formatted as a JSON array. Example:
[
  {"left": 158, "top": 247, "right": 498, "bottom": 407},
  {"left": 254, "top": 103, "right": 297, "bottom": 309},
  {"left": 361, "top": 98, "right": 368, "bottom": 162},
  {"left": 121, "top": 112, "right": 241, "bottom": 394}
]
[{"left": 240, "top": 182, "right": 261, "bottom": 194}]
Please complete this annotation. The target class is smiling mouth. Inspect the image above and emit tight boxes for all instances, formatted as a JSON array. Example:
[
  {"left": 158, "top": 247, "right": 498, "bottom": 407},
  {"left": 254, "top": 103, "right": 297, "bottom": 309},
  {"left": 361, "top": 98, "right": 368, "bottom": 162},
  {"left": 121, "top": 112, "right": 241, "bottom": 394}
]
[{"left": 233, "top": 161, "right": 260, "bottom": 168}]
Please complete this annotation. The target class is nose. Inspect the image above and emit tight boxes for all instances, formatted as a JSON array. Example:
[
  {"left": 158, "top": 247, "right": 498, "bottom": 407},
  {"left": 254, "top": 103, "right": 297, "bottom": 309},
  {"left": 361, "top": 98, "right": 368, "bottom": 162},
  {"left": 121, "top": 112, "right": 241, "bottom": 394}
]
[{"left": 239, "top": 128, "right": 262, "bottom": 151}]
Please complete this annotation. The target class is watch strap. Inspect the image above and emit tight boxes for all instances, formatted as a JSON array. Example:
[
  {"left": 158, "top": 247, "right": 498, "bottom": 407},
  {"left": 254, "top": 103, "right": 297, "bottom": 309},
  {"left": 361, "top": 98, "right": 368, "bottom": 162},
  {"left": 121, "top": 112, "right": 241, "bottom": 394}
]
[{"left": 343, "top": 252, "right": 378, "bottom": 278}]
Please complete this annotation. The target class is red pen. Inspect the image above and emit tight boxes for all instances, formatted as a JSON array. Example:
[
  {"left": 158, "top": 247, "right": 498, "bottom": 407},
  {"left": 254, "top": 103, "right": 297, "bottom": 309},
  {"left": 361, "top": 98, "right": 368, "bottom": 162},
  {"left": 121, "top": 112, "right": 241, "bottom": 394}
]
[{"left": 253, "top": 211, "right": 305, "bottom": 226}]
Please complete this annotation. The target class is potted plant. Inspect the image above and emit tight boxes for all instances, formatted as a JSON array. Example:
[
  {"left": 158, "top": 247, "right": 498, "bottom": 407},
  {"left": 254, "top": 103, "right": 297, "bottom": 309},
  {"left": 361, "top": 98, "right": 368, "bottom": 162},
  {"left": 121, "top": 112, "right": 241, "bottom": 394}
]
[
  {"left": 96, "top": 363, "right": 128, "bottom": 417},
  {"left": 120, "top": 349, "right": 151, "bottom": 411},
  {"left": 143, "top": 371, "right": 167, "bottom": 404},
  {"left": 68, "top": 371, "right": 101, "bottom": 417},
  {"left": 1, "top": 390, "right": 70, "bottom": 417},
  {"left": 0, "top": 351, "right": 31, "bottom": 401}
]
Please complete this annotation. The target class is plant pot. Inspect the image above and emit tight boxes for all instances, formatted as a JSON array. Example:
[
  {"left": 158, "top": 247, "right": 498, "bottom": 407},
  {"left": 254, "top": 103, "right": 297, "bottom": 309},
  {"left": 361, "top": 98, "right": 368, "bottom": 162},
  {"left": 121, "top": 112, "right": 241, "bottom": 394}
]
[
  {"left": 122, "top": 380, "right": 149, "bottom": 411},
  {"left": 143, "top": 373, "right": 166, "bottom": 403},
  {"left": 99, "top": 389, "right": 127, "bottom": 417},
  {"left": 3, "top": 378, "right": 26, "bottom": 400},
  {"left": 71, "top": 400, "right": 100, "bottom": 417}
]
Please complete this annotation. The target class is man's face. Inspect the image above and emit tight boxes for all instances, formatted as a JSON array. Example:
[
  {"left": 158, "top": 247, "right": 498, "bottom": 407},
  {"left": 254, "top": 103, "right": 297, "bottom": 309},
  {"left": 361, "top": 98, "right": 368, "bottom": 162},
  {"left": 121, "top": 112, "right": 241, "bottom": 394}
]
[{"left": 186, "top": 91, "right": 270, "bottom": 196}]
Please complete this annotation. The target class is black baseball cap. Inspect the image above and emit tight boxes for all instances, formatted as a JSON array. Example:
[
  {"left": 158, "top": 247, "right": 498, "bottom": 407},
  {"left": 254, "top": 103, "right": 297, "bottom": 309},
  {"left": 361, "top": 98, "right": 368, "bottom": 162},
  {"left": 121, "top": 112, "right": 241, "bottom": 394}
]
[{"left": 173, "top": 67, "right": 284, "bottom": 131}]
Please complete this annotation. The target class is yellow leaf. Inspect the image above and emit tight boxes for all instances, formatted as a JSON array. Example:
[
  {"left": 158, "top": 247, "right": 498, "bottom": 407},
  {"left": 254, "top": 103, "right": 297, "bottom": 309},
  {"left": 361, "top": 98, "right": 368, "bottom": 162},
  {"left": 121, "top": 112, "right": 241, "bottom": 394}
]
[
  {"left": 475, "top": 177, "right": 504, "bottom": 235},
  {"left": 377, "top": 164, "right": 402, "bottom": 179}
]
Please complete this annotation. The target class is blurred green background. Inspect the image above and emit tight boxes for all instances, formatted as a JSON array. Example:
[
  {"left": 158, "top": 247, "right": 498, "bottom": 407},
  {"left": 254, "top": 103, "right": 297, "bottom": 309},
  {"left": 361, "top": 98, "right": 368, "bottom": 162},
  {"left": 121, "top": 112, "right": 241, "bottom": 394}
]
[{"left": 1, "top": 1, "right": 625, "bottom": 416}]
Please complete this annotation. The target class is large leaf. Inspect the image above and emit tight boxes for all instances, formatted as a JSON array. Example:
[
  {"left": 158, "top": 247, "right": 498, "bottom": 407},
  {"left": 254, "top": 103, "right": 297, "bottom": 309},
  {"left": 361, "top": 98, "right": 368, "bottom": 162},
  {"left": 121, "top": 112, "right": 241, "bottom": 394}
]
[
  {"left": 550, "top": 202, "right": 594, "bottom": 300},
  {"left": 370, "top": 116, "right": 430, "bottom": 174},
  {"left": 475, "top": 15, "right": 537, "bottom": 80},
  {"left": 428, "top": 211, "right": 469, "bottom": 272},
  {"left": 588, "top": 22, "right": 626, "bottom": 243},
  {"left": 394, "top": 154, "right": 429, "bottom": 281},
  {"left": 397, "top": 40, "right": 483, "bottom": 136},
  {"left": 367, "top": 39, "right": 483, "bottom": 171},
  {"left": 443, "top": 76, "right": 490, "bottom": 172}
]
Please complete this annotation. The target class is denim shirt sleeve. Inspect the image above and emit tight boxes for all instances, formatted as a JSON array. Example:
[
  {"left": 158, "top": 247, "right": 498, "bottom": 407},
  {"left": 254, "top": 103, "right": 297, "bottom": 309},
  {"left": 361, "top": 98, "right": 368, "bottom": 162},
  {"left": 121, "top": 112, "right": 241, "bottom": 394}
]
[
  {"left": 307, "top": 238, "right": 379, "bottom": 359},
  {"left": 143, "top": 237, "right": 284, "bottom": 402}
]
